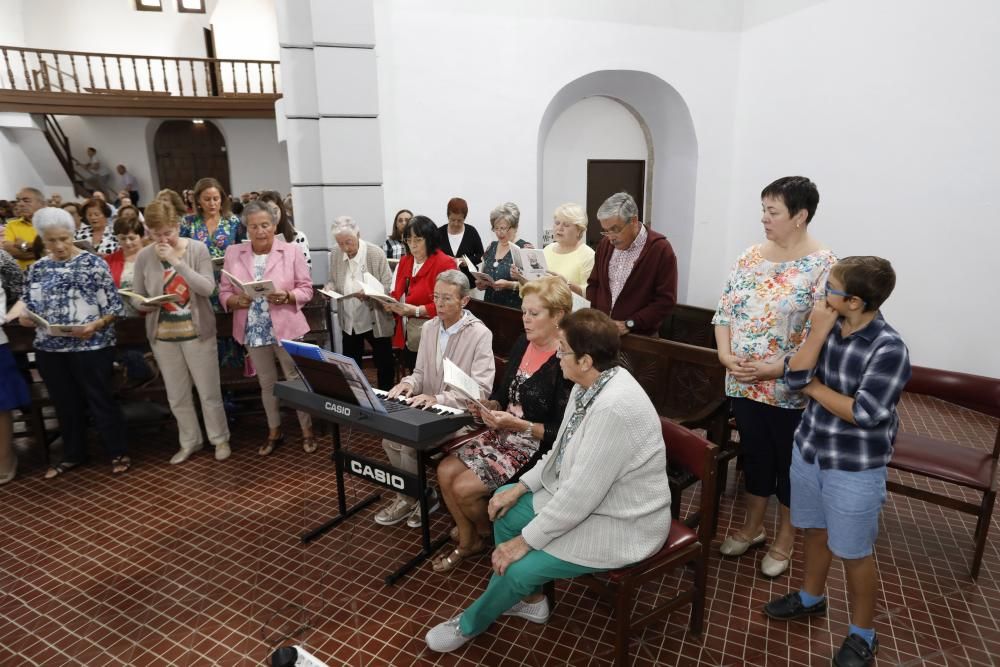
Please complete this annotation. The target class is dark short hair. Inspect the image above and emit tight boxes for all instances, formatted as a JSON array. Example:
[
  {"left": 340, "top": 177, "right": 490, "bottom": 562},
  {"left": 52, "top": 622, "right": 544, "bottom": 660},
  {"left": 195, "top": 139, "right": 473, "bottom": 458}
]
[
  {"left": 761, "top": 176, "right": 820, "bottom": 223},
  {"left": 830, "top": 256, "right": 897, "bottom": 312},
  {"left": 561, "top": 309, "right": 621, "bottom": 372},
  {"left": 80, "top": 198, "right": 112, "bottom": 220},
  {"left": 61, "top": 201, "right": 82, "bottom": 216},
  {"left": 113, "top": 206, "right": 145, "bottom": 236},
  {"left": 403, "top": 215, "right": 442, "bottom": 254},
  {"left": 446, "top": 197, "right": 468, "bottom": 220}
]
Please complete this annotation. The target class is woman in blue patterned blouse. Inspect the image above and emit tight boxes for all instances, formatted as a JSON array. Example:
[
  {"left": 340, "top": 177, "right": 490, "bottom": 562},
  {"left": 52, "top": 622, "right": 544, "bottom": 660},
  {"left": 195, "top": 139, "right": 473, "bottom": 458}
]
[
  {"left": 20, "top": 207, "right": 130, "bottom": 478},
  {"left": 475, "top": 202, "right": 533, "bottom": 309}
]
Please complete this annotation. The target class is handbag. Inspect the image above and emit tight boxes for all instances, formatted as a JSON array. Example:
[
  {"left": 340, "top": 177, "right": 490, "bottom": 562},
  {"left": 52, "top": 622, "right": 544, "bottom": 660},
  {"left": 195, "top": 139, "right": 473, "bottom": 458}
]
[{"left": 404, "top": 315, "right": 427, "bottom": 352}]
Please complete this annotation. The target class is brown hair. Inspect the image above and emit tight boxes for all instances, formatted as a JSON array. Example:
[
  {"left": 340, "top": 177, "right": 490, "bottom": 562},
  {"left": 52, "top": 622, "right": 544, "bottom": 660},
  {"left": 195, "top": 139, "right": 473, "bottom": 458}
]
[
  {"left": 829, "top": 256, "right": 897, "bottom": 312},
  {"left": 144, "top": 200, "right": 181, "bottom": 231},
  {"left": 192, "top": 177, "right": 231, "bottom": 217},
  {"left": 560, "top": 309, "right": 621, "bottom": 372},
  {"left": 446, "top": 197, "right": 468, "bottom": 220},
  {"left": 156, "top": 188, "right": 186, "bottom": 216},
  {"left": 80, "top": 198, "right": 112, "bottom": 221},
  {"left": 112, "top": 205, "right": 144, "bottom": 236}
]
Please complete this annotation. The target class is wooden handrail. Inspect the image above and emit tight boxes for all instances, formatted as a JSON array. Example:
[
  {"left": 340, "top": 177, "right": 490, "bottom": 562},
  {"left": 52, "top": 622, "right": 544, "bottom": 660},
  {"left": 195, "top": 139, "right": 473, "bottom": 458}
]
[{"left": 0, "top": 44, "right": 280, "bottom": 98}]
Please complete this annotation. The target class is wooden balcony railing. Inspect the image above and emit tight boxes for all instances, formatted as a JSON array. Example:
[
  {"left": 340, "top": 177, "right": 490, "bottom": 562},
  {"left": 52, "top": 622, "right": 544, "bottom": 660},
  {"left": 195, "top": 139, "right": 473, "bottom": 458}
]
[{"left": 0, "top": 45, "right": 280, "bottom": 98}]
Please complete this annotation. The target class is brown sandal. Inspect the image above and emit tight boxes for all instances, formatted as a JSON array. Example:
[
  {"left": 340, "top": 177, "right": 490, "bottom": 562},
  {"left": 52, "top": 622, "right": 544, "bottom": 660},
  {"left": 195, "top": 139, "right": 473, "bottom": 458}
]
[{"left": 431, "top": 542, "right": 490, "bottom": 573}]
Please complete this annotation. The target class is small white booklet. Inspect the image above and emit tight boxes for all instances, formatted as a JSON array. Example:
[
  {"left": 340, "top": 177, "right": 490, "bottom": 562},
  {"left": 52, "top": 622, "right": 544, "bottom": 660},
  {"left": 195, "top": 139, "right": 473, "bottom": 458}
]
[
  {"left": 117, "top": 290, "right": 180, "bottom": 306},
  {"left": 463, "top": 255, "right": 494, "bottom": 286},
  {"left": 442, "top": 358, "right": 489, "bottom": 412},
  {"left": 318, "top": 287, "right": 346, "bottom": 300},
  {"left": 221, "top": 269, "right": 275, "bottom": 298},
  {"left": 352, "top": 272, "right": 400, "bottom": 305},
  {"left": 571, "top": 292, "right": 591, "bottom": 312},
  {"left": 518, "top": 248, "right": 548, "bottom": 280},
  {"left": 23, "top": 309, "right": 86, "bottom": 336}
]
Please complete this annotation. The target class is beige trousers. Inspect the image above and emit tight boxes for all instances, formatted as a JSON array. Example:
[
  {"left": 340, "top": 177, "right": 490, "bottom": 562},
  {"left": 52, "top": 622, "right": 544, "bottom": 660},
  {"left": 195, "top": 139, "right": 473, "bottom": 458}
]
[
  {"left": 151, "top": 337, "right": 230, "bottom": 451},
  {"left": 382, "top": 425, "right": 475, "bottom": 501},
  {"left": 246, "top": 344, "right": 312, "bottom": 433}
]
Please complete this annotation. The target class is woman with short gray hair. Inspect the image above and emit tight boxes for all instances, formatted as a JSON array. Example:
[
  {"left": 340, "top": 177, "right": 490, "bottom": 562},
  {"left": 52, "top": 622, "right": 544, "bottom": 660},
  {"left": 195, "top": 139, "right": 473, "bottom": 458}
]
[
  {"left": 476, "top": 202, "right": 534, "bottom": 308},
  {"left": 21, "top": 207, "right": 130, "bottom": 478},
  {"left": 543, "top": 202, "right": 594, "bottom": 296},
  {"left": 326, "top": 216, "right": 396, "bottom": 389}
]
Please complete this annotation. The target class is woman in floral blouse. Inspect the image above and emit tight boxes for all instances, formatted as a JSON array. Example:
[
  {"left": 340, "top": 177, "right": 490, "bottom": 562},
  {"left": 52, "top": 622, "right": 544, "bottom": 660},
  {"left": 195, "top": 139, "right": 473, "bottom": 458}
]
[
  {"left": 712, "top": 176, "right": 836, "bottom": 578},
  {"left": 21, "top": 207, "right": 129, "bottom": 478},
  {"left": 181, "top": 177, "right": 243, "bottom": 265}
]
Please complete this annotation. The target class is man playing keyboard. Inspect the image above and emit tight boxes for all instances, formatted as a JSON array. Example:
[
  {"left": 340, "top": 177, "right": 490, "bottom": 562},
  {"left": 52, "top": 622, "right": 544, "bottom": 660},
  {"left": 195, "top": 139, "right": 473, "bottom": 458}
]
[{"left": 376, "top": 270, "right": 496, "bottom": 529}]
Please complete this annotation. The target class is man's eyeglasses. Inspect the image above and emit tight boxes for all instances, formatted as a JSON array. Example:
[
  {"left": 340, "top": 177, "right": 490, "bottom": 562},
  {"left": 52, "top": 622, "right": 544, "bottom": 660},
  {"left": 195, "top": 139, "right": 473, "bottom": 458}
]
[
  {"left": 825, "top": 282, "right": 867, "bottom": 307},
  {"left": 599, "top": 219, "right": 634, "bottom": 237}
]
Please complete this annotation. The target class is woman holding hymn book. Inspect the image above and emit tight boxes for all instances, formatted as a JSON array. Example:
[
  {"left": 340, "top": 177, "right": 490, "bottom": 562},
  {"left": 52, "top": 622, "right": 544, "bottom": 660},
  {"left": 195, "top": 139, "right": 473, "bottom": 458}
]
[
  {"left": 129, "top": 200, "right": 232, "bottom": 464},
  {"left": 220, "top": 201, "right": 316, "bottom": 456}
]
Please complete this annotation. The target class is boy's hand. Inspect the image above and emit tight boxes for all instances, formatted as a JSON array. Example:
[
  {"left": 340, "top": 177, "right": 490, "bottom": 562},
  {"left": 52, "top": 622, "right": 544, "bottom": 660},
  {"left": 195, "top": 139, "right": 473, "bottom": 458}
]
[
  {"left": 802, "top": 377, "right": 824, "bottom": 398},
  {"left": 809, "top": 302, "right": 840, "bottom": 335}
]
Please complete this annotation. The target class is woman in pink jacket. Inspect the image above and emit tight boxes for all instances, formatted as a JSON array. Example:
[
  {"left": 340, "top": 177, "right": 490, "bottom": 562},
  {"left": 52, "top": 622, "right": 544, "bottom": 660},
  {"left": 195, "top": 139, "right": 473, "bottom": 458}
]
[{"left": 219, "top": 201, "right": 316, "bottom": 455}]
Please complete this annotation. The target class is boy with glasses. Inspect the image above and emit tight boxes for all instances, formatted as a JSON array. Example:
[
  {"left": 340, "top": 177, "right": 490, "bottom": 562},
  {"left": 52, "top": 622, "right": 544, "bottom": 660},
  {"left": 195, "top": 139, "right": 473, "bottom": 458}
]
[{"left": 764, "top": 256, "right": 911, "bottom": 667}]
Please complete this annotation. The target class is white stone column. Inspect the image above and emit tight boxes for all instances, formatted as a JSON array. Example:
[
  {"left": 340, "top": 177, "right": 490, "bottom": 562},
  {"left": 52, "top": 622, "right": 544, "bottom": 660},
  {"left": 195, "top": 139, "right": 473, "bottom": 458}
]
[{"left": 275, "top": 0, "right": 385, "bottom": 284}]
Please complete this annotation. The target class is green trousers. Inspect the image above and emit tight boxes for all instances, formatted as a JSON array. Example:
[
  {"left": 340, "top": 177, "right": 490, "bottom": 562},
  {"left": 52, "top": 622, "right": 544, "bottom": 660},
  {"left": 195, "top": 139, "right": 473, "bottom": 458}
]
[{"left": 459, "top": 484, "right": 604, "bottom": 636}]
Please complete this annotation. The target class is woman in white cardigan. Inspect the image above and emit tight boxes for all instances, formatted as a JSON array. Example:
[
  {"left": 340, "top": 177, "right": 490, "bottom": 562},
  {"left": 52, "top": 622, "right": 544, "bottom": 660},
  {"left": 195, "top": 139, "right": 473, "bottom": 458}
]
[{"left": 426, "top": 308, "right": 672, "bottom": 653}]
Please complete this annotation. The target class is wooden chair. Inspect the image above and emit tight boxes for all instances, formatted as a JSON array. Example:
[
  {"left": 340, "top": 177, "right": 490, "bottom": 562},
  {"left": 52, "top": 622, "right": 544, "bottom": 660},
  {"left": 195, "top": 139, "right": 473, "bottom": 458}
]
[
  {"left": 547, "top": 418, "right": 719, "bottom": 666},
  {"left": 887, "top": 365, "right": 1000, "bottom": 579}
]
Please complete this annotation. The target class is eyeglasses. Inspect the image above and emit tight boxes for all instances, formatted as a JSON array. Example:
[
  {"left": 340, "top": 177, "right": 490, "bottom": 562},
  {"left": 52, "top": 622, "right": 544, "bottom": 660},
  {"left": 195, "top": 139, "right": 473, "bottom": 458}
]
[
  {"left": 599, "top": 219, "right": 634, "bottom": 237},
  {"left": 825, "top": 281, "right": 867, "bottom": 307},
  {"left": 403, "top": 236, "right": 424, "bottom": 244},
  {"left": 492, "top": 226, "right": 512, "bottom": 234},
  {"left": 432, "top": 293, "right": 459, "bottom": 303},
  {"left": 555, "top": 349, "right": 576, "bottom": 359}
]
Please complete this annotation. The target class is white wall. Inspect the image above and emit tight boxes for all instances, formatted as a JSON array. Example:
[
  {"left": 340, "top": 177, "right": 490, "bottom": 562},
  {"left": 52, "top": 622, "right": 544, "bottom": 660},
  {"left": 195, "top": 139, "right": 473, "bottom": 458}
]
[
  {"left": 541, "top": 96, "right": 647, "bottom": 241},
  {"left": 50, "top": 116, "right": 289, "bottom": 203},
  {"left": 0, "top": 114, "right": 74, "bottom": 200},
  {"left": 373, "top": 1, "right": 741, "bottom": 283},
  {"left": 729, "top": 0, "right": 1000, "bottom": 376}
]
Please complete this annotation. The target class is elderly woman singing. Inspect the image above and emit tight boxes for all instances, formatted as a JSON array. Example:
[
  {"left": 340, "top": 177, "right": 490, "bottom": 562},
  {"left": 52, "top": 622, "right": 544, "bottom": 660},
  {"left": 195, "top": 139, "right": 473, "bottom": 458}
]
[
  {"left": 219, "top": 201, "right": 316, "bottom": 455},
  {"left": 425, "top": 309, "right": 671, "bottom": 652}
]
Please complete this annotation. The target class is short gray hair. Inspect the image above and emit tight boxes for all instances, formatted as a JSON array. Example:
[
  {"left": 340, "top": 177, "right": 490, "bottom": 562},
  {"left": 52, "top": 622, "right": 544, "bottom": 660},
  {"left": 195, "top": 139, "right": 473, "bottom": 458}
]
[
  {"left": 32, "top": 207, "right": 75, "bottom": 236},
  {"left": 435, "top": 269, "right": 471, "bottom": 297},
  {"left": 596, "top": 192, "right": 639, "bottom": 223},
  {"left": 489, "top": 202, "right": 520, "bottom": 229},
  {"left": 330, "top": 215, "right": 360, "bottom": 239},
  {"left": 241, "top": 200, "right": 276, "bottom": 227}
]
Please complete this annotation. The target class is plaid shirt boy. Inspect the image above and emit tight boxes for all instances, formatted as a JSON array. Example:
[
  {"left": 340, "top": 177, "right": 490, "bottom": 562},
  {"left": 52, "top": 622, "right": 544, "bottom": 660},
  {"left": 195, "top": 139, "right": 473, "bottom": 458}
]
[{"left": 785, "top": 313, "right": 911, "bottom": 471}]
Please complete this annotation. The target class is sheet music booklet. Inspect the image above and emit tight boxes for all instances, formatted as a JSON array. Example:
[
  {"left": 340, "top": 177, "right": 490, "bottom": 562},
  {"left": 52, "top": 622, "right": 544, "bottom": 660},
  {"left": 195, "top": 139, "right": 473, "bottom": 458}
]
[
  {"left": 463, "top": 255, "right": 494, "bottom": 286},
  {"left": 117, "top": 290, "right": 181, "bottom": 306},
  {"left": 221, "top": 269, "right": 276, "bottom": 298},
  {"left": 442, "top": 358, "right": 491, "bottom": 412},
  {"left": 23, "top": 309, "right": 86, "bottom": 336},
  {"left": 280, "top": 339, "right": 386, "bottom": 414}
]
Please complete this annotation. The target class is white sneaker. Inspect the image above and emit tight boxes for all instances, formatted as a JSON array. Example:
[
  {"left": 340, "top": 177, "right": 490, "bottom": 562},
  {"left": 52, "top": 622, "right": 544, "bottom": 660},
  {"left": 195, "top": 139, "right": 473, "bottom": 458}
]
[
  {"left": 425, "top": 615, "right": 478, "bottom": 653},
  {"left": 502, "top": 597, "right": 551, "bottom": 624},
  {"left": 406, "top": 487, "right": 441, "bottom": 528},
  {"left": 214, "top": 442, "right": 231, "bottom": 461},
  {"left": 170, "top": 444, "right": 204, "bottom": 464},
  {"left": 374, "top": 496, "right": 416, "bottom": 526}
]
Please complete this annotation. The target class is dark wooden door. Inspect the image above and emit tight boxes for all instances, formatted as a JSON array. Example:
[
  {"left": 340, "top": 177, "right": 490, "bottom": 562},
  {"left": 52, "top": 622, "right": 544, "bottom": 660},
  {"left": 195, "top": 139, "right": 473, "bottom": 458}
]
[
  {"left": 154, "top": 120, "right": 230, "bottom": 195},
  {"left": 585, "top": 159, "right": 645, "bottom": 247}
]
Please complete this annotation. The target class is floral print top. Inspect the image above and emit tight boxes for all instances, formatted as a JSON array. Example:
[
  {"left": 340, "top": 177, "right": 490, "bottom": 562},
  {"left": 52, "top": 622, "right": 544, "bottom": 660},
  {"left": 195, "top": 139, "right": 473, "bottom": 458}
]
[
  {"left": 482, "top": 239, "right": 532, "bottom": 308},
  {"left": 180, "top": 214, "right": 242, "bottom": 258},
  {"left": 244, "top": 254, "right": 277, "bottom": 348},
  {"left": 712, "top": 245, "right": 837, "bottom": 408},
  {"left": 25, "top": 252, "right": 124, "bottom": 352}
]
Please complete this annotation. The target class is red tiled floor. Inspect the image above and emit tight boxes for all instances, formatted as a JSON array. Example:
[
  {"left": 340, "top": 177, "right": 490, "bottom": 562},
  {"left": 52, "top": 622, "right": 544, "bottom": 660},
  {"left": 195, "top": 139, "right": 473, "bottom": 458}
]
[{"left": 2, "top": 392, "right": 999, "bottom": 665}]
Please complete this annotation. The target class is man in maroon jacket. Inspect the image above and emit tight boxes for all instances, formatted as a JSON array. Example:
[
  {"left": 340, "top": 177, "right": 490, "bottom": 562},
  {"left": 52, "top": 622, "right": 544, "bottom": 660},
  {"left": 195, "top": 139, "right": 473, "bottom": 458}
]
[{"left": 585, "top": 192, "right": 677, "bottom": 336}]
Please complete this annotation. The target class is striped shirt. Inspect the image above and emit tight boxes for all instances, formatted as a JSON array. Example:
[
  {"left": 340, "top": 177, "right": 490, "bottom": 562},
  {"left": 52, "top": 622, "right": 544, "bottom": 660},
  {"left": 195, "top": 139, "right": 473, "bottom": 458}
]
[
  {"left": 608, "top": 224, "right": 648, "bottom": 310},
  {"left": 785, "top": 313, "right": 910, "bottom": 471}
]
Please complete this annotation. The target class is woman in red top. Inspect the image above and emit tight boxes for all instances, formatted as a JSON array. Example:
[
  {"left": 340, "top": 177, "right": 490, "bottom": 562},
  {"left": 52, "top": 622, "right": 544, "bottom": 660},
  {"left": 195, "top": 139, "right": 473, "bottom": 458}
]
[{"left": 384, "top": 215, "right": 457, "bottom": 369}]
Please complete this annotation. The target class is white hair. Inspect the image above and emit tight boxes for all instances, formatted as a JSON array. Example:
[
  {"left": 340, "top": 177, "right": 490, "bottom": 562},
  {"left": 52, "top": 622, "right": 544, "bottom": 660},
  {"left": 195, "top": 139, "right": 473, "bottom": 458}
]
[
  {"left": 331, "top": 215, "right": 360, "bottom": 239},
  {"left": 435, "top": 269, "right": 471, "bottom": 297},
  {"left": 32, "top": 207, "right": 76, "bottom": 236}
]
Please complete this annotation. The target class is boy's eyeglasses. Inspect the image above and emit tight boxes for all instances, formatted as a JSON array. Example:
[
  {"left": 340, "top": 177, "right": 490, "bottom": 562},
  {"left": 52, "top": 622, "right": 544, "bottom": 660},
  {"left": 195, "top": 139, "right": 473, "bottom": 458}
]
[{"left": 825, "top": 282, "right": 867, "bottom": 307}]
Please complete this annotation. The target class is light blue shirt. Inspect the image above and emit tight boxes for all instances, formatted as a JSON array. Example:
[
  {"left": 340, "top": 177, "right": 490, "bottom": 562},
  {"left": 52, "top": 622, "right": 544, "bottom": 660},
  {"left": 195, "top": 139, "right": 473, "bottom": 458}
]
[{"left": 437, "top": 310, "right": 469, "bottom": 364}]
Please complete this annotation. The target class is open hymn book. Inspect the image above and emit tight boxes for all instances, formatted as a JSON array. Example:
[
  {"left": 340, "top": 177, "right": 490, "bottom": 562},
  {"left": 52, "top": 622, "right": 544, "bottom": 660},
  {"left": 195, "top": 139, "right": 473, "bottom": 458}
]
[
  {"left": 23, "top": 309, "right": 86, "bottom": 336},
  {"left": 462, "top": 255, "right": 495, "bottom": 287},
  {"left": 348, "top": 273, "right": 400, "bottom": 305},
  {"left": 221, "top": 270, "right": 275, "bottom": 298},
  {"left": 117, "top": 290, "right": 180, "bottom": 306},
  {"left": 442, "top": 358, "right": 491, "bottom": 412}
]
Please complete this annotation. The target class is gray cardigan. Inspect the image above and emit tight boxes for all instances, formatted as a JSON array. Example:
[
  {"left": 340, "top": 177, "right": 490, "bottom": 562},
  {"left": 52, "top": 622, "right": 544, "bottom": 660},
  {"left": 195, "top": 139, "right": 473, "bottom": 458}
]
[
  {"left": 130, "top": 240, "right": 218, "bottom": 342},
  {"left": 327, "top": 241, "right": 395, "bottom": 339},
  {"left": 518, "top": 369, "right": 672, "bottom": 569}
]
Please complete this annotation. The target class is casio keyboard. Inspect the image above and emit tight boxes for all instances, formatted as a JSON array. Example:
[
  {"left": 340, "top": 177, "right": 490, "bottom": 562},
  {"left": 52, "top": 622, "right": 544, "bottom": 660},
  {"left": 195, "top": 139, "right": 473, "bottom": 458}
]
[{"left": 273, "top": 381, "right": 471, "bottom": 446}]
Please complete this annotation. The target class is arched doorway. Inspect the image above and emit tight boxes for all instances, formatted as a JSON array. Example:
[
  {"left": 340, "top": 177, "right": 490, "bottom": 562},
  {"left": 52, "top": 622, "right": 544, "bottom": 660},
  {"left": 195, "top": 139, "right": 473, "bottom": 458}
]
[
  {"left": 153, "top": 120, "right": 231, "bottom": 196},
  {"left": 536, "top": 71, "right": 698, "bottom": 301}
]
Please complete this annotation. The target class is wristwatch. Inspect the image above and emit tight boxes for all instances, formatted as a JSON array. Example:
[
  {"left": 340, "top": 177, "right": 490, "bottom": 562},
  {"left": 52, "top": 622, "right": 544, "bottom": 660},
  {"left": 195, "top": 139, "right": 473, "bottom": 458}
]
[{"left": 625, "top": 319, "right": 635, "bottom": 331}]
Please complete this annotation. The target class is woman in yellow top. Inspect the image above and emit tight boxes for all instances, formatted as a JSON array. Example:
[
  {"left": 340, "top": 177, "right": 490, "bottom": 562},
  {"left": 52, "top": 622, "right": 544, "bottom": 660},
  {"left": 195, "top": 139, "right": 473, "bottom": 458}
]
[{"left": 541, "top": 203, "right": 594, "bottom": 296}]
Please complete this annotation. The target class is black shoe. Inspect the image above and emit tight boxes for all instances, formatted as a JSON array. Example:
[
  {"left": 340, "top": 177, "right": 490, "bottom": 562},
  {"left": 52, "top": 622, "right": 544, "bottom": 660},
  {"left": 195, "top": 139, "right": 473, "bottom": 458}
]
[
  {"left": 832, "top": 633, "right": 878, "bottom": 667},
  {"left": 763, "top": 592, "right": 827, "bottom": 620}
]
